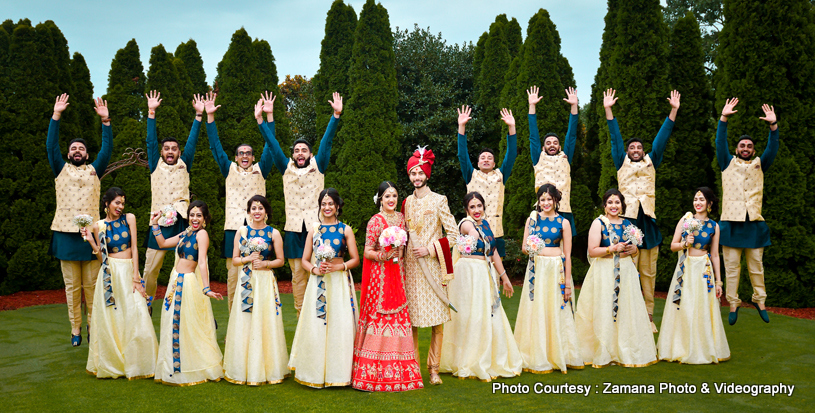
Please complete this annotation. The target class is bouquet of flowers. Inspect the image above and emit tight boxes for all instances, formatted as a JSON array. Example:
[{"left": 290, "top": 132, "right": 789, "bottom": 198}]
[
  {"left": 314, "top": 240, "right": 336, "bottom": 265},
  {"left": 157, "top": 205, "right": 178, "bottom": 227},
  {"left": 239, "top": 237, "right": 268, "bottom": 256},
  {"left": 73, "top": 214, "right": 94, "bottom": 242},
  {"left": 623, "top": 224, "right": 644, "bottom": 247},
  {"left": 682, "top": 217, "right": 704, "bottom": 235},
  {"left": 379, "top": 226, "right": 408, "bottom": 262},
  {"left": 525, "top": 235, "right": 545, "bottom": 255},
  {"left": 457, "top": 234, "right": 478, "bottom": 255}
]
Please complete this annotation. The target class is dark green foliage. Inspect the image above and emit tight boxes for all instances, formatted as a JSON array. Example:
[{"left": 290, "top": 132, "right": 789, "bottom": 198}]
[
  {"left": 312, "top": 0, "right": 357, "bottom": 155},
  {"left": 104, "top": 39, "right": 145, "bottom": 134},
  {"left": 715, "top": 0, "right": 815, "bottom": 307},
  {"left": 393, "top": 25, "right": 474, "bottom": 217},
  {"left": 664, "top": 0, "right": 723, "bottom": 75},
  {"left": 175, "top": 40, "right": 208, "bottom": 95},
  {"left": 280, "top": 75, "right": 317, "bottom": 142},
  {"left": 504, "top": 18, "right": 523, "bottom": 60},
  {"left": 69, "top": 53, "right": 99, "bottom": 149},
  {"left": 475, "top": 15, "right": 512, "bottom": 151},
  {"left": 334, "top": 0, "right": 400, "bottom": 255},
  {"left": 652, "top": 12, "right": 716, "bottom": 291},
  {"left": 499, "top": 10, "right": 577, "bottom": 245}
]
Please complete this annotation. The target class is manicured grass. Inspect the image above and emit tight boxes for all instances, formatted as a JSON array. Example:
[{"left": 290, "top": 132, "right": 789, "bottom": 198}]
[{"left": 0, "top": 291, "right": 812, "bottom": 412}]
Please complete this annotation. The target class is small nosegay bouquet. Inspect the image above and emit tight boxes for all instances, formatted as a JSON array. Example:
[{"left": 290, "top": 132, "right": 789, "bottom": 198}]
[
  {"left": 682, "top": 216, "right": 704, "bottom": 235},
  {"left": 525, "top": 234, "right": 544, "bottom": 255},
  {"left": 73, "top": 214, "right": 94, "bottom": 242},
  {"left": 158, "top": 205, "right": 178, "bottom": 227},
  {"left": 623, "top": 224, "right": 644, "bottom": 247},
  {"left": 379, "top": 226, "right": 408, "bottom": 262},
  {"left": 314, "top": 240, "right": 336, "bottom": 266},
  {"left": 240, "top": 237, "right": 268, "bottom": 256},
  {"left": 457, "top": 234, "right": 477, "bottom": 255}
]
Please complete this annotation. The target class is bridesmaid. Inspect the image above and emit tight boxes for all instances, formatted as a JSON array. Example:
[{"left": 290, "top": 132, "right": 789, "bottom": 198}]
[
  {"left": 439, "top": 192, "right": 522, "bottom": 381},
  {"left": 151, "top": 200, "right": 224, "bottom": 386},
  {"left": 223, "top": 195, "right": 288, "bottom": 385},
  {"left": 515, "top": 184, "right": 583, "bottom": 374},
  {"left": 658, "top": 187, "right": 730, "bottom": 364},
  {"left": 288, "top": 188, "right": 360, "bottom": 388},
  {"left": 84, "top": 187, "right": 157, "bottom": 379},
  {"left": 574, "top": 189, "right": 657, "bottom": 368}
]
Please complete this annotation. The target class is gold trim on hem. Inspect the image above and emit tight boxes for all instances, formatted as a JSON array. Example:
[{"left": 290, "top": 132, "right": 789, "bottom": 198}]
[
  {"left": 154, "top": 377, "right": 222, "bottom": 387},
  {"left": 566, "top": 364, "right": 585, "bottom": 370},
  {"left": 589, "top": 359, "right": 658, "bottom": 369},
  {"left": 523, "top": 368, "right": 554, "bottom": 374},
  {"left": 127, "top": 373, "right": 155, "bottom": 381},
  {"left": 225, "top": 375, "right": 288, "bottom": 386},
  {"left": 86, "top": 370, "right": 154, "bottom": 380}
]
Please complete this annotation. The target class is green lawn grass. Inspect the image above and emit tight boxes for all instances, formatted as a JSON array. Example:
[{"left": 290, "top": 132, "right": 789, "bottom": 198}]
[{"left": 0, "top": 291, "right": 812, "bottom": 412}]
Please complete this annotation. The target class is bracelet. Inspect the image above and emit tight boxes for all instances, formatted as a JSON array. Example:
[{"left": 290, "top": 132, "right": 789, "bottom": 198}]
[
  {"left": 92, "top": 249, "right": 99, "bottom": 255},
  {"left": 771, "top": 121, "right": 778, "bottom": 125},
  {"left": 202, "top": 286, "right": 211, "bottom": 294},
  {"left": 311, "top": 266, "right": 318, "bottom": 275},
  {"left": 342, "top": 262, "right": 348, "bottom": 271},
  {"left": 149, "top": 111, "right": 155, "bottom": 116},
  {"left": 715, "top": 281, "right": 723, "bottom": 287},
  {"left": 101, "top": 118, "right": 111, "bottom": 123},
  {"left": 334, "top": 111, "right": 342, "bottom": 116},
  {"left": 499, "top": 270, "right": 507, "bottom": 277},
  {"left": 605, "top": 246, "right": 610, "bottom": 255},
  {"left": 195, "top": 113, "right": 203, "bottom": 118}
]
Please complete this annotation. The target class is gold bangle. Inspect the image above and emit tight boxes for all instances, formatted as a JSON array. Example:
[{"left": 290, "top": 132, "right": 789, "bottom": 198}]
[
  {"left": 92, "top": 250, "right": 99, "bottom": 255},
  {"left": 715, "top": 281, "right": 723, "bottom": 287},
  {"left": 342, "top": 262, "right": 348, "bottom": 271}
]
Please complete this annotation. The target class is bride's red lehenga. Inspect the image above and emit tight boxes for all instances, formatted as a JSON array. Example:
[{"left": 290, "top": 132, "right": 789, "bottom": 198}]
[{"left": 352, "top": 212, "right": 424, "bottom": 392}]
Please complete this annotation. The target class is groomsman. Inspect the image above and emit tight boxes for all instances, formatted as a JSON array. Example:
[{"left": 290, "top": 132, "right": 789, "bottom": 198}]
[
  {"left": 529, "top": 86, "right": 579, "bottom": 235},
  {"left": 47, "top": 94, "right": 113, "bottom": 346},
  {"left": 258, "top": 92, "right": 343, "bottom": 317},
  {"left": 142, "top": 91, "right": 203, "bottom": 313},
  {"left": 206, "top": 92, "right": 274, "bottom": 312},
  {"left": 605, "top": 88, "right": 681, "bottom": 333},
  {"left": 716, "top": 98, "right": 778, "bottom": 325},
  {"left": 456, "top": 105, "right": 517, "bottom": 256}
]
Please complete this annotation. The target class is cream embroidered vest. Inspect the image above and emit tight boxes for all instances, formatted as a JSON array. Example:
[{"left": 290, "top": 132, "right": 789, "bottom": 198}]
[
  {"left": 225, "top": 162, "right": 267, "bottom": 230},
  {"left": 51, "top": 164, "right": 100, "bottom": 232},
  {"left": 150, "top": 159, "right": 190, "bottom": 219},
  {"left": 466, "top": 169, "right": 504, "bottom": 237},
  {"left": 617, "top": 154, "right": 656, "bottom": 219},
  {"left": 282, "top": 158, "right": 324, "bottom": 232},
  {"left": 721, "top": 157, "right": 764, "bottom": 222},
  {"left": 533, "top": 151, "right": 572, "bottom": 213}
]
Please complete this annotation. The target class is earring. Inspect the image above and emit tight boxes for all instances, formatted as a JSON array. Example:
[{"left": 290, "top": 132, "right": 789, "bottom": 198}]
[
  {"left": 707, "top": 205, "right": 711, "bottom": 212},
  {"left": 104, "top": 207, "right": 108, "bottom": 214}
]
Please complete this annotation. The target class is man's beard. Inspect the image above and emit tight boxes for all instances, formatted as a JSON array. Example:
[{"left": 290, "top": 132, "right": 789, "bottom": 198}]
[
  {"left": 546, "top": 148, "right": 559, "bottom": 155},
  {"left": 162, "top": 155, "right": 178, "bottom": 165},
  {"left": 737, "top": 152, "right": 753, "bottom": 161},
  {"left": 295, "top": 157, "right": 311, "bottom": 169},
  {"left": 69, "top": 155, "right": 87, "bottom": 166},
  {"left": 412, "top": 179, "right": 427, "bottom": 189}
]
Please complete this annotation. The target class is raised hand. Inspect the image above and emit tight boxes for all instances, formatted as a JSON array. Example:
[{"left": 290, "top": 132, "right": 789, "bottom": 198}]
[
  {"left": 94, "top": 98, "right": 110, "bottom": 121},
  {"left": 147, "top": 90, "right": 162, "bottom": 113},
  {"left": 261, "top": 91, "right": 276, "bottom": 114},
  {"left": 759, "top": 104, "right": 777, "bottom": 124},
  {"left": 329, "top": 92, "right": 343, "bottom": 116},
  {"left": 667, "top": 90, "right": 681, "bottom": 109},
  {"left": 527, "top": 86, "right": 542, "bottom": 106},
  {"left": 254, "top": 99, "right": 264, "bottom": 122},
  {"left": 457, "top": 105, "right": 472, "bottom": 126},
  {"left": 500, "top": 108, "right": 515, "bottom": 127},
  {"left": 192, "top": 93, "right": 205, "bottom": 115},
  {"left": 721, "top": 97, "right": 738, "bottom": 118},
  {"left": 603, "top": 88, "right": 618, "bottom": 108},
  {"left": 204, "top": 91, "right": 220, "bottom": 118},
  {"left": 53, "top": 94, "right": 70, "bottom": 118},
  {"left": 563, "top": 87, "right": 578, "bottom": 107}
]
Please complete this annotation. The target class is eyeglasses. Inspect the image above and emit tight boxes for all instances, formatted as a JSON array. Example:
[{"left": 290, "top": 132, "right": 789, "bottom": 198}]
[{"left": 237, "top": 151, "right": 253, "bottom": 156}]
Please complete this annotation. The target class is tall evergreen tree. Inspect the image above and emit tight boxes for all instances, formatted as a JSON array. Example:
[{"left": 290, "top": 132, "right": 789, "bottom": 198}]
[
  {"left": 313, "top": 0, "right": 357, "bottom": 147},
  {"left": 105, "top": 39, "right": 145, "bottom": 134},
  {"left": 69, "top": 52, "right": 99, "bottom": 150},
  {"left": 334, "top": 0, "right": 400, "bottom": 244},
  {"left": 504, "top": 17, "right": 523, "bottom": 60},
  {"left": 175, "top": 39, "right": 208, "bottom": 95},
  {"left": 476, "top": 16, "right": 512, "bottom": 151},
  {"left": 715, "top": 0, "right": 815, "bottom": 307}
]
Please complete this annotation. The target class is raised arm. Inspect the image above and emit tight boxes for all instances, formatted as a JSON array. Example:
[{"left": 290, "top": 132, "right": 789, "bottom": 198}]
[
  {"left": 91, "top": 97, "right": 113, "bottom": 175},
  {"left": 649, "top": 90, "right": 680, "bottom": 169},
  {"left": 604, "top": 89, "right": 625, "bottom": 170},
  {"left": 498, "top": 108, "right": 517, "bottom": 182},
  {"left": 314, "top": 92, "right": 343, "bottom": 174},
  {"left": 47, "top": 94, "right": 69, "bottom": 176},
  {"left": 456, "top": 105, "right": 475, "bottom": 183},
  {"left": 528, "top": 86, "right": 543, "bottom": 163},
  {"left": 146, "top": 91, "right": 162, "bottom": 172},
  {"left": 204, "top": 91, "right": 230, "bottom": 178},
  {"left": 759, "top": 104, "right": 779, "bottom": 171},
  {"left": 716, "top": 98, "right": 738, "bottom": 171},
  {"left": 563, "top": 87, "right": 579, "bottom": 163},
  {"left": 257, "top": 93, "right": 288, "bottom": 175},
  {"left": 180, "top": 94, "right": 205, "bottom": 171}
]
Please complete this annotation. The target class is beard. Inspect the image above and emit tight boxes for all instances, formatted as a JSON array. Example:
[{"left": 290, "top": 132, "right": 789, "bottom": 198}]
[
  {"left": 412, "top": 178, "right": 428, "bottom": 189},
  {"left": 295, "top": 157, "right": 311, "bottom": 169},
  {"left": 162, "top": 155, "right": 178, "bottom": 165},
  {"left": 737, "top": 152, "right": 753, "bottom": 161},
  {"left": 69, "top": 155, "right": 87, "bottom": 166}
]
